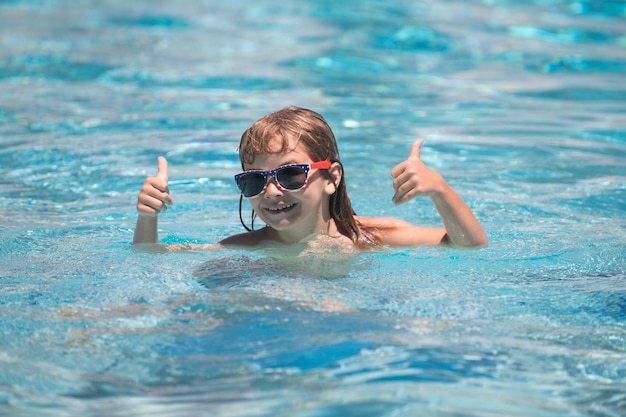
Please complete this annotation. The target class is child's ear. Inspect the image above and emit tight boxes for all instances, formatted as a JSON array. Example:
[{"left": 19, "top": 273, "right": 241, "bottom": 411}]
[{"left": 324, "top": 162, "right": 343, "bottom": 195}]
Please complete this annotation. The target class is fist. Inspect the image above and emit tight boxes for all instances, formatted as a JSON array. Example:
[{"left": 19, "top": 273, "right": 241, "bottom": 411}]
[
  {"left": 390, "top": 139, "right": 444, "bottom": 205},
  {"left": 136, "top": 156, "right": 173, "bottom": 215}
]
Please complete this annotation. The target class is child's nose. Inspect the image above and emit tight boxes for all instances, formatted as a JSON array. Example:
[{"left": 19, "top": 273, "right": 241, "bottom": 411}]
[{"left": 264, "top": 178, "right": 283, "bottom": 197}]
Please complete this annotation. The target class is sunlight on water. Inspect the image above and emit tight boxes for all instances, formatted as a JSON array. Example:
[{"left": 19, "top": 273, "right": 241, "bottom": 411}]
[{"left": 0, "top": 0, "right": 625, "bottom": 416}]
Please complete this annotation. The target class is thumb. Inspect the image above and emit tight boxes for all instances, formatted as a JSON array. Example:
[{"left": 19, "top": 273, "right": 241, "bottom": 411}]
[
  {"left": 156, "top": 156, "right": 168, "bottom": 180},
  {"left": 408, "top": 139, "right": 424, "bottom": 161}
]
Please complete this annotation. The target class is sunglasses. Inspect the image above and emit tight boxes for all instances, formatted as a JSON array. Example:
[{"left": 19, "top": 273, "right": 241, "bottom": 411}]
[{"left": 235, "top": 161, "right": 332, "bottom": 198}]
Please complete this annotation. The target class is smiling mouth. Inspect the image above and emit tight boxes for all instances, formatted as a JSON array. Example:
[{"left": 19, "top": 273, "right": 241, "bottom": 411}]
[{"left": 265, "top": 203, "right": 296, "bottom": 214}]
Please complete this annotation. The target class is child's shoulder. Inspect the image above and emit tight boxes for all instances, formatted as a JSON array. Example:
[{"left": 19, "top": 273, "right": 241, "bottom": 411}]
[{"left": 218, "top": 228, "right": 269, "bottom": 247}]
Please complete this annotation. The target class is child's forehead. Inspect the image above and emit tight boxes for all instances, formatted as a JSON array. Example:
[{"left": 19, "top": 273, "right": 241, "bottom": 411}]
[
  {"left": 266, "top": 136, "right": 293, "bottom": 152},
  {"left": 245, "top": 136, "right": 309, "bottom": 158},
  {"left": 244, "top": 142, "right": 314, "bottom": 168},
  {"left": 249, "top": 149, "right": 311, "bottom": 164}
]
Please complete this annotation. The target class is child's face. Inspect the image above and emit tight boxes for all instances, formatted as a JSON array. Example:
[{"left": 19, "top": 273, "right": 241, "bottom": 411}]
[{"left": 243, "top": 140, "right": 335, "bottom": 243}]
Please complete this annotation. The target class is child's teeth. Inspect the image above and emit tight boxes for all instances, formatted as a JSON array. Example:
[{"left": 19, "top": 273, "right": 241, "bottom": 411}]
[{"left": 269, "top": 203, "right": 294, "bottom": 211}]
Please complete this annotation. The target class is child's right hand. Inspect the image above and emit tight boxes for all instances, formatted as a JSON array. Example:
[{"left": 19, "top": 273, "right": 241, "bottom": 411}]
[{"left": 136, "top": 156, "right": 173, "bottom": 215}]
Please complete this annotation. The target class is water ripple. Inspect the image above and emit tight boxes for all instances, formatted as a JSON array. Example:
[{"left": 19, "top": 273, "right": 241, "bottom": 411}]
[{"left": 0, "top": 55, "right": 116, "bottom": 82}]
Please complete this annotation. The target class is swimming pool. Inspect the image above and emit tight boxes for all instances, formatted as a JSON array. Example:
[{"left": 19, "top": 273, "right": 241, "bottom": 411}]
[{"left": 1, "top": 0, "right": 625, "bottom": 415}]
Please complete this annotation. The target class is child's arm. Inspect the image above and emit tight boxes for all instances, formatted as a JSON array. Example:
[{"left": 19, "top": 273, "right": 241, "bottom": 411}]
[
  {"left": 389, "top": 139, "right": 488, "bottom": 248},
  {"left": 133, "top": 157, "right": 173, "bottom": 245}
]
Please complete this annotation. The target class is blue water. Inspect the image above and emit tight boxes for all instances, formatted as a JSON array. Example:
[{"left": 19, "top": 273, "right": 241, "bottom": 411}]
[{"left": 1, "top": 0, "right": 625, "bottom": 416}]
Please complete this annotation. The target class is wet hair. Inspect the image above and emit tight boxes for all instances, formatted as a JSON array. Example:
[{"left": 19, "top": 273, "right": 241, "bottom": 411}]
[{"left": 238, "top": 106, "right": 379, "bottom": 248}]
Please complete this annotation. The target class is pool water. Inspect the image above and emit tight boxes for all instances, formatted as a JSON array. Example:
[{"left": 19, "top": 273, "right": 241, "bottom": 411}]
[{"left": 1, "top": 0, "right": 625, "bottom": 416}]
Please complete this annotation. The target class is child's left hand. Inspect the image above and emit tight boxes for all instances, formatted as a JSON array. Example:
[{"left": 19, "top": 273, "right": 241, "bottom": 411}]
[{"left": 390, "top": 139, "right": 445, "bottom": 205}]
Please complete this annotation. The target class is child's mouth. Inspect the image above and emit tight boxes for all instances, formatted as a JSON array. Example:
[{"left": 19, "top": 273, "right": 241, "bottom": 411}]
[{"left": 265, "top": 203, "right": 296, "bottom": 214}]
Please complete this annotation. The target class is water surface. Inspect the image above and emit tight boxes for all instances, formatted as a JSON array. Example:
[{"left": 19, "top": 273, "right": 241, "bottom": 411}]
[{"left": 0, "top": 0, "right": 625, "bottom": 416}]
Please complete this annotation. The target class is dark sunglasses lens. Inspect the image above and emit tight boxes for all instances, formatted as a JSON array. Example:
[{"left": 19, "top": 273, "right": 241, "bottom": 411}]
[
  {"left": 238, "top": 173, "right": 265, "bottom": 197},
  {"left": 276, "top": 166, "right": 307, "bottom": 190}
]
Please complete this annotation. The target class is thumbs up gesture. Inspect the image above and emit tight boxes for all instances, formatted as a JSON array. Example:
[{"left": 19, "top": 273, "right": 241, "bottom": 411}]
[
  {"left": 391, "top": 139, "right": 444, "bottom": 205},
  {"left": 137, "top": 156, "right": 174, "bottom": 215}
]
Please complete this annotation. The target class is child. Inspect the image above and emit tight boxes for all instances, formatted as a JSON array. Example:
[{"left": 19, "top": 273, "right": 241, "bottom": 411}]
[{"left": 133, "top": 106, "right": 487, "bottom": 250}]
